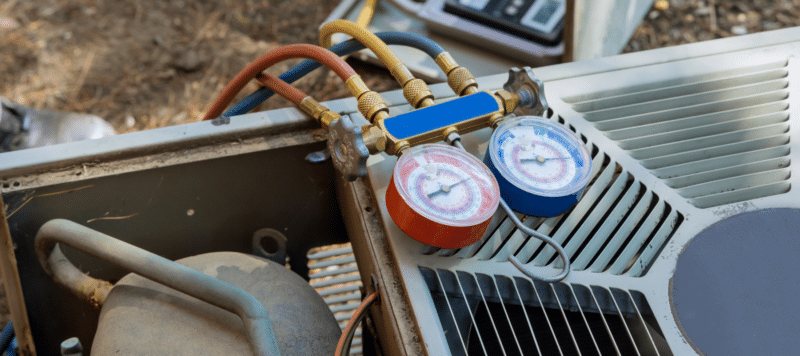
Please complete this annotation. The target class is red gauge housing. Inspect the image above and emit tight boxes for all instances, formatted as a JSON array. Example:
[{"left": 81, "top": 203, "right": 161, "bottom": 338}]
[{"left": 385, "top": 144, "right": 500, "bottom": 248}]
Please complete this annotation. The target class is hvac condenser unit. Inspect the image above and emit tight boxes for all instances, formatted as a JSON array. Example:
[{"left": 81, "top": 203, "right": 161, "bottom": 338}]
[
  {"left": 1, "top": 27, "right": 799, "bottom": 355},
  {"left": 337, "top": 27, "right": 800, "bottom": 356}
]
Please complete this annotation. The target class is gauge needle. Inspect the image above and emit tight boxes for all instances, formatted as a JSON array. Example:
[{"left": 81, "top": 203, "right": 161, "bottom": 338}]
[
  {"left": 521, "top": 156, "right": 571, "bottom": 164},
  {"left": 427, "top": 178, "right": 470, "bottom": 199}
]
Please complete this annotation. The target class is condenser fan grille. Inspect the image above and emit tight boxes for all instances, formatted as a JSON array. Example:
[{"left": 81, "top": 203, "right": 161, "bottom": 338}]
[
  {"left": 564, "top": 59, "right": 792, "bottom": 208},
  {"left": 421, "top": 115, "right": 683, "bottom": 278},
  {"left": 420, "top": 268, "right": 673, "bottom": 356}
]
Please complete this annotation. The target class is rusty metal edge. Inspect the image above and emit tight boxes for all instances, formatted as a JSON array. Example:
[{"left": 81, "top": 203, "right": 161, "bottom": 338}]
[
  {"left": 0, "top": 194, "right": 35, "bottom": 356},
  {"left": 335, "top": 174, "right": 426, "bottom": 356}
]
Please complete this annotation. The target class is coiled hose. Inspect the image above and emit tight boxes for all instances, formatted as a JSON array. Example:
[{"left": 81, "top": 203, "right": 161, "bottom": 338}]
[{"left": 225, "top": 31, "right": 445, "bottom": 117}]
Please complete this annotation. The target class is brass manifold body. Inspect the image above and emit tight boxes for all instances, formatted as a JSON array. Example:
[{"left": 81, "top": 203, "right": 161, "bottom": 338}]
[
  {"left": 301, "top": 65, "right": 530, "bottom": 158},
  {"left": 372, "top": 89, "right": 520, "bottom": 155},
  {"left": 304, "top": 88, "right": 523, "bottom": 157}
]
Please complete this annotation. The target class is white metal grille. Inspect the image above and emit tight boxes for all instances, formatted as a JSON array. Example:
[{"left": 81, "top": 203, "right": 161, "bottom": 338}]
[
  {"left": 421, "top": 268, "right": 672, "bottom": 356},
  {"left": 421, "top": 116, "right": 683, "bottom": 278},
  {"left": 563, "top": 60, "right": 791, "bottom": 208}
]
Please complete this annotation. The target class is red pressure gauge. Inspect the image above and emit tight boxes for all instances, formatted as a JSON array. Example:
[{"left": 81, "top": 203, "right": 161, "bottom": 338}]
[{"left": 386, "top": 144, "right": 500, "bottom": 248}]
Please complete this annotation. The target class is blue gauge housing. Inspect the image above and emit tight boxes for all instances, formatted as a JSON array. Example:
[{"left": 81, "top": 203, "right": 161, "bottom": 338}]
[{"left": 484, "top": 116, "right": 592, "bottom": 217}]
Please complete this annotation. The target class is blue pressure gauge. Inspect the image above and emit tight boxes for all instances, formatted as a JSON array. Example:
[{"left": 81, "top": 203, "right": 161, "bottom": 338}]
[{"left": 485, "top": 116, "right": 592, "bottom": 217}]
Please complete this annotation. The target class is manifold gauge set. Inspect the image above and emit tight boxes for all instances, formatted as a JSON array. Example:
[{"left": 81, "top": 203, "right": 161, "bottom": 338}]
[{"left": 386, "top": 115, "right": 592, "bottom": 249}]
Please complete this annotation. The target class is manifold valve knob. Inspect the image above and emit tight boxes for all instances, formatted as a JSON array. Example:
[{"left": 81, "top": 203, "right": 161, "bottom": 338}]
[
  {"left": 504, "top": 67, "right": 549, "bottom": 116},
  {"left": 327, "top": 115, "right": 369, "bottom": 181}
]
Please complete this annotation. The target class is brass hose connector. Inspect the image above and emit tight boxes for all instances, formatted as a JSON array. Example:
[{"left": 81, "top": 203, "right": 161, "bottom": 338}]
[
  {"left": 435, "top": 52, "right": 478, "bottom": 96},
  {"left": 494, "top": 89, "right": 520, "bottom": 115},
  {"left": 361, "top": 125, "right": 387, "bottom": 154},
  {"left": 390, "top": 64, "right": 434, "bottom": 108},
  {"left": 346, "top": 75, "right": 390, "bottom": 123},
  {"left": 300, "top": 97, "right": 341, "bottom": 129}
]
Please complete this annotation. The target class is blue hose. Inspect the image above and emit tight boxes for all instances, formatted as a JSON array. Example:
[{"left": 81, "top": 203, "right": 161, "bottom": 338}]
[
  {"left": 224, "top": 31, "right": 446, "bottom": 117},
  {"left": 0, "top": 322, "right": 13, "bottom": 355},
  {"left": 5, "top": 338, "right": 15, "bottom": 356}
]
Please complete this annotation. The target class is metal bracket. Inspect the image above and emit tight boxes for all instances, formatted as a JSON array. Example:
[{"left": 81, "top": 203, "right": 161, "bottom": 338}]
[
  {"left": 504, "top": 67, "right": 549, "bottom": 116},
  {"left": 327, "top": 115, "right": 369, "bottom": 181}
]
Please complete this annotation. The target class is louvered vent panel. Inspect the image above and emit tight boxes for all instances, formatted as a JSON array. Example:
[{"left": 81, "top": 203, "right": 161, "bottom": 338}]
[
  {"left": 420, "top": 268, "right": 673, "bottom": 356},
  {"left": 308, "top": 245, "right": 363, "bottom": 356},
  {"left": 565, "top": 60, "right": 792, "bottom": 208},
  {"left": 421, "top": 116, "right": 683, "bottom": 278}
]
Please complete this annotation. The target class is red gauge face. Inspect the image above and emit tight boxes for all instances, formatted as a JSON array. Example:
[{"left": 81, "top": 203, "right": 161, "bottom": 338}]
[{"left": 386, "top": 144, "right": 500, "bottom": 248}]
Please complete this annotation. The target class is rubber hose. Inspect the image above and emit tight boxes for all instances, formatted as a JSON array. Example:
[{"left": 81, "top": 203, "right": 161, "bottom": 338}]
[
  {"left": 0, "top": 322, "right": 13, "bottom": 354},
  {"left": 5, "top": 337, "right": 15, "bottom": 356},
  {"left": 320, "top": 20, "right": 402, "bottom": 69},
  {"left": 225, "top": 31, "right": 445, "bottom": 117},
  {"left": 201, "top": 44, "right": 357, "bottom": 121},
  {"left": 356, "top": 0, "right": 378, "bottom": 27},
  {"left": 255, "top": 74, "right": 307, "bottom": 106}
]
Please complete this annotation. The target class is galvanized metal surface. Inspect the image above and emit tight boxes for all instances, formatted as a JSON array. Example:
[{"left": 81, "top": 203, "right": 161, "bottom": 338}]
[{"left": 569, "top": 0, "right": 654, "bottom": 61}]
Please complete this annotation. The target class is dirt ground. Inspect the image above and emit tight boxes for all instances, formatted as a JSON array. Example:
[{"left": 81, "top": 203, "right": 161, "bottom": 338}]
[
  {"left": 1, "top": 0, "right": 799, "bottom": 329},
  {"left": 3, "top": 0, "right": 800, "bottom": 135}
]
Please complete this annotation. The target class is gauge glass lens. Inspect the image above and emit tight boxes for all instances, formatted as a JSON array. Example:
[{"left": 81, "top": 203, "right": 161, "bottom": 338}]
[
  {"left": 490, "top": 117, "right": 591, "bottom": 196},
  {"left": 394, "top": 144, "right": 499, "bottom": 227}
]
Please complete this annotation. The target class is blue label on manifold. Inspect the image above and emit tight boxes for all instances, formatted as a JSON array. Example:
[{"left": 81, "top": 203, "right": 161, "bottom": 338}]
[{"left": 383, "top": 92, "right": 499, "bottom": 140}]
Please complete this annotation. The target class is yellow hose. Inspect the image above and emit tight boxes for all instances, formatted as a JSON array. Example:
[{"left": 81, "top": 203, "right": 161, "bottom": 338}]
[
  {"left": 320, "top": 20, "right": 435, "bottom": 108},
  {"left": 320, "top": 19, "right": 403, "bottom": 70},
  {"left": 355, "top": 0, "right": 378, "bottom": 28}
]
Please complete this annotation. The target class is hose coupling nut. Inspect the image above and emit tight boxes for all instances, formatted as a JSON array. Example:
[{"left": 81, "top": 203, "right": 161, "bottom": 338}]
[
  {"left": 495, "top": 90, "right": 520, "bottom": 115},
  {"left": 447, "top": 67, "right": 478, "bottom": 96},
  {"left": 403, "top": 78, "right": 435, "bottom": 108},
  {"left": 319, "top": 110, "right": 341, "bottom": 129},
  {"left": 300, "top": 97, "right": 340, "bottom": 129},
  {"left": 357, "top": 91, "right": 389, "bottom": 123}
]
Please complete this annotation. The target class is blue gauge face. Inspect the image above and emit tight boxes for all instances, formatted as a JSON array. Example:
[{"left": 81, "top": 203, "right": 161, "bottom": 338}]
[{"left": 489, "top": 117, "right": 592, "bottom": 197}]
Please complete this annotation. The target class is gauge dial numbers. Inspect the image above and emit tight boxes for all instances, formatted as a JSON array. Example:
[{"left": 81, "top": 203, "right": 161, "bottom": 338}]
[
  {"left": 485, "top": 116, "right": 592, "bottom": 217},
  {"left": 386, "top": 144, "right": 500, "bottom": 248}
]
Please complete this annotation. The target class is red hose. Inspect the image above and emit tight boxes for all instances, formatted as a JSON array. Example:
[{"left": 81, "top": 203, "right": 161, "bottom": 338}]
[
  {"left": 201, "top": 44, "right": 358, "bottom": 121},
  {"left": 255, "top": 74, "right": 306, "bottom": 106},
  {"left": 335, "top": 291, "right": 378, "bottom": 356}
]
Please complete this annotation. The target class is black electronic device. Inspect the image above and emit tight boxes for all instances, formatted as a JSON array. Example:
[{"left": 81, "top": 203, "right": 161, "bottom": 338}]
[{"left": 442, "top": 0, "right": 564, "bottom": 45}]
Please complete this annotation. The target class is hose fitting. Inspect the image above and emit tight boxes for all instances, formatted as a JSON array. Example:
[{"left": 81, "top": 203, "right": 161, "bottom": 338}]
[
  {"left": 391, "top": 64, "right": 434, "bottom": 108},
  {"left": 403, "top": 78, "right": 435, "bottom": 108},
  {"left": 436, "top": 52, "right": 478, "bottom": 96},
  {"left": 300, "top": 97, "right": 341, "bottom": 129},
  {"left": 494, "top": 90, "right": 520, "bottom": 115},
  {"left": 346, "top": 75, "right": 390, "bottom": 123}
]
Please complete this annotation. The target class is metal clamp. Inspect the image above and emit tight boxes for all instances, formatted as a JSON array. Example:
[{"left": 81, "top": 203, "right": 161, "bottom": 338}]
[
  {"left": 504, "top": 67, "right": 549, "bottom": 117},
  {"left": 327, "top": 115, "right": 369, "bottom": 181}
]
